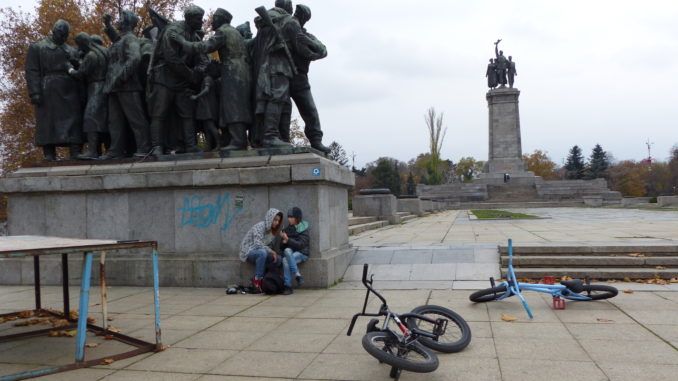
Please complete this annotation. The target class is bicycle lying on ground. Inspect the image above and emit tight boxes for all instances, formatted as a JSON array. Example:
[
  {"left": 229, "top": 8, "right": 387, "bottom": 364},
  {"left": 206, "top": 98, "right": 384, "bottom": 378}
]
[
  {"left": 469, "top": 238, "right": 619, "bottom": 318},
  {"left": 347, "top": 263, "right": 472, "bottom": 379}
]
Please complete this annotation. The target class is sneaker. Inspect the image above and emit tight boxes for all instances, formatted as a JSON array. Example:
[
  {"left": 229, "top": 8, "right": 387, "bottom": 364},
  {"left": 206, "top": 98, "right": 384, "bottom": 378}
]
[
  {"left": 252, "top": 278, "right": 262, "bottom": 292},
  {"left": 295, "top": 275, "right": 304, "bottom": 287},
  {"left": 282, "top": 287, "right": 293, "bottom": 295}
]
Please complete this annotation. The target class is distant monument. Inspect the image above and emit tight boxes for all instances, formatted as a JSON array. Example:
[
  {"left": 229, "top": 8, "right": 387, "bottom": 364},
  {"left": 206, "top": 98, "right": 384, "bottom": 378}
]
[{"left": 478, "top": 39, "right": 533, "bottom": 182}]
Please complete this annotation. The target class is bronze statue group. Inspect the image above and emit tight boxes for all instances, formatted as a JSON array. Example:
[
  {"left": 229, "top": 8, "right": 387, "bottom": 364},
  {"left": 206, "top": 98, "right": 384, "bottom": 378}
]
[
  {"left": 485, "top": 39, "right": 517, "bottom": 90},
  {"left": 24, "top": 0, "right": 330, "bottom": 162}
]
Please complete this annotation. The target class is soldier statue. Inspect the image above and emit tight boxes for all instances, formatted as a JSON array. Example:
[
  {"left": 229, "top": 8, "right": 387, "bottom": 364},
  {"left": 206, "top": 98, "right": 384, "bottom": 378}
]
[
  {"left": 24, "top": 19, "right": 83, "bottom": 161},
  {"left": 101, "top": 10, "right": 152, "bottom": 159},
  {"left": 493, "top": 39, "right": 508, "bottom": 87},
  {"left": 486, "top": 58, "right": 497, "bottom": 89},
  {"left": 147, "top": 5, "right": 208, "bottom": 156},
  {"left": 68, "top": 32, "right": 109, "bottom": 159},
  {"left": 508, "top": 56, "right": 517, "bottom": 88}
]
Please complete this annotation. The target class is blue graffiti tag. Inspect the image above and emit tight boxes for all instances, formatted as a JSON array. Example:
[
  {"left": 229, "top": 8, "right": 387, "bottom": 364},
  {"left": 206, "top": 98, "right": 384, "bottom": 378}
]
[{"left": 178, "top": 194, "right": 244, "bottom": 231}]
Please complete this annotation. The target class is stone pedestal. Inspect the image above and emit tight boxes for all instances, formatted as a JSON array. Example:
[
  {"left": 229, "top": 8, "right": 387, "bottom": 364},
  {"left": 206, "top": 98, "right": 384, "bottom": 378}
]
[
  {"left": 483, "top": 87, "right": 528, "bottom": 175},
  {"left": 397, "top": 197, "right": 423, "bottom": 216},
  {"left": 353, "top": 194, "right": 398, "bottom": 224},
  {"left": 0, "top": 152, "right": 355, "bottom": 288}
]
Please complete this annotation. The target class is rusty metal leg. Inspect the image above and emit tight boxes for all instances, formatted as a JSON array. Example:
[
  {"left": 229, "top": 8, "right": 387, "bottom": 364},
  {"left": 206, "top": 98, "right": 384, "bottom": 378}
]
[
  {"left": 62, "top": 254, "right": 70, "bottom": 318},
  {"left": 34, "top": 256, "right": 41, "bottom": 310},
  {"left": 99, "top": 251, "right": 108, "bottom": 331},
  {"left": 152, "top": 248, "right": 162, "bottom": 350},
  {"left": 75, "top": 252, "right": 93, "bottom": 362}
]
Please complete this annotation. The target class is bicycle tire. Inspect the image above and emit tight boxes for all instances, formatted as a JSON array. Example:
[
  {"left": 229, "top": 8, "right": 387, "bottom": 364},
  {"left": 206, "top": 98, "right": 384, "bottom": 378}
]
[
  {"left": 406, "top": 305, "right": 472, "bottom": 353},
  {"left": 567, "top": 284, "right": 618, "bottom": 300},
  {"left": 469, "top": 284, "right": 509, "bottom": 303},
  {"left": 361, "top": 331, "right": 439, "bottom": 373}
]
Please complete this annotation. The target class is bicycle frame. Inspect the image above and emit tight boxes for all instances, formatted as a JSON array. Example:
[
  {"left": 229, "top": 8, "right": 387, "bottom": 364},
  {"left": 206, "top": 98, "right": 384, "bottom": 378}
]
[
  {"left": 347, "top": 264, "right": 445, "bottom": 343},
  {"left": 494, "top": 238, "right": 598, "bottom": 319}
]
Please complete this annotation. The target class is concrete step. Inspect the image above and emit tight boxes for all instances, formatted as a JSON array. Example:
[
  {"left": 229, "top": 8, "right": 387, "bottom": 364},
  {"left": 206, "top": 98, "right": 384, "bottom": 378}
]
[
  {"left": 454, "top": 200, "right": 585, "bottom": 209},
  {"left": 348, "top": 216, "right": 378, "bottom": 226},
  {"left": 349, "top": 220, "right": 389, "bottom": 235},
  {"left": 500, "top": 245, "right": 678, "bottom": 256},
  {"left": 502, "top": 267, "right": 678, "bottom": 280},
  {"left": 400, "top": 214, "right": 417, "bottom": 223},
  {"left": 502, "top": 255, "right": 678, "bottom": 267}
]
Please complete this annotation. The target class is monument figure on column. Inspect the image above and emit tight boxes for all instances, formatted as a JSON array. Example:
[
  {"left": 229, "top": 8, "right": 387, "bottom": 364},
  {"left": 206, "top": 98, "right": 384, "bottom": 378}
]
[
  {"left": 486, "top": 58, "right": 497, "bottom": 89},
  {"left": 24, "top": 19, "right": 83, "bottom": 161},
  {"left": 507, "top": 56, "right": 517, "bottom": 88},
  {"left": 493, "top": 39, "right": 508, "bottom": 87}
]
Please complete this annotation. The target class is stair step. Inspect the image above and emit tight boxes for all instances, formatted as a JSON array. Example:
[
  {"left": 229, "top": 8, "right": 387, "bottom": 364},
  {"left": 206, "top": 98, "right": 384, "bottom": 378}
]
[
  {"left": 501, "top": 256, "right": 678, "bottom": 267},
  {"left": 349, "top": 220, "right": 388, "bottom": 235},
  {"left": 348, "top": 216, "right": 377, "bottom": 226},
  {"left": 500, "top": 246, "right": 678, "bottom": 256},
  {"left": 502, "top": 267, "right": 678, "bottom": 280},
  {"left": 400, "top": 214, "right": 416, "bottom": 223}
]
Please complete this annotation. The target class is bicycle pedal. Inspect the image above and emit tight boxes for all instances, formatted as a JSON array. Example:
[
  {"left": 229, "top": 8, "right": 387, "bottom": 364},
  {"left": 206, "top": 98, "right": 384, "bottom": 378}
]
[
  {"left": 552, "top": 296, "right": 566, "bottom": 310},
  {"left": 433, "top": 318, "right": 448, "bottom": 336}
]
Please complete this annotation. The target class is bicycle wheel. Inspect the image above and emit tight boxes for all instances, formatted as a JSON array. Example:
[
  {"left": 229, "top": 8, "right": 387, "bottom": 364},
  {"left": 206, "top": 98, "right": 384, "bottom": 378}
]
[
  {"left": 361, "top": 331, "right": 439, "bottom": 373},
  {"left": 569, "top": 284, "right": 618, "bottom": 300},
  {"left": 406, "top": 305, "right": 472, "bottom": 353},
  {"left": 469, "top": 284, "right": 509, "bottom": 303}
]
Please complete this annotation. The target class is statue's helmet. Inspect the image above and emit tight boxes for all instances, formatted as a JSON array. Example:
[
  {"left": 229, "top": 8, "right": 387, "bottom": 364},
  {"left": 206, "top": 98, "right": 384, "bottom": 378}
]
[
  {"left": 90, "top": 34, "right": 105, "bottom": 46},
  {"left": 236, "top": 21, "right": 252, "bottom": 39},
  {"left": 51, "top": 19, "right": 70, "bottom": 45},
  {"left": 213, "top": 8, "right": 233, "bottom": 24},
  {"left": 294, "top": 4, "right": 311, "bottom": 26},
  {"left": 508, "top": 55, "right": 512, "bottom": 60},
  {"left": 118, "top": 10, "right": 139, "bottom": 30},
  {"left": 74, "top": 32, "right": 91, "bottom": 50},
  {"left": 275, "top": 0, "right": 293, "bottom": 14}
]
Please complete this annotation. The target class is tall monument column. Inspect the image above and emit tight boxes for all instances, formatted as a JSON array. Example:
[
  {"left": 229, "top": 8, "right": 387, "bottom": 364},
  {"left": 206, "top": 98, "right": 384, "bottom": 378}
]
[{"left": 485, "top": 87, "right": 527, "bottom": 174}]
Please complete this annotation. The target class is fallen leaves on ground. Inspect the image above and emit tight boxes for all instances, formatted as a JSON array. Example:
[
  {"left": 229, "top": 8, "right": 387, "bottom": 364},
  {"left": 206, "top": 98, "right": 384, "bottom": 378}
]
[
  {"left": 14, "top": 318, "right": 48, "bottom": 327},
  {"left": 623, "top": 277, "right": 632, "bottom": 282},
  {"left": 103, "top": 334, "right": 115, "bottom": 340},
  {"left": 100, "top": 358, "right": 114, "bottom": 365},
  {"left": 107, "top": 317, "right": 114, "bottom": 321},
  {"left": 656, "top": 266, "right": 666, "bottom": 270},
  {"left": 107, "top": 326, "right": 121, "bottom": 333},
  {"left": 48, "top": 329, "right": 77, "bottom": 337},
  {"left": 623, "top": 289, "right": 634, "bottom": 294},
  {"left": 671, "top": 278, "right": 678, "bottom": 283},
  {"left": 628, "top": 253, "right": 649, "bottom": 257},
  {"left": 607, "top": 279, "right": 618, "bottom": 283},
  {"left": 596, "top": 318, "right": 614, "bottom": 323},
  {"left": 501, "top": 313, "right": 518, "bottom": 322},
  {"left": 18, "top": 310, "right": 34, "bottom": 319},
  {"left": 85, "top": 343, "right": 98, "bottom": 348},
  {"left": 560, "top": 276, "right": 573, "bottom": 281}
]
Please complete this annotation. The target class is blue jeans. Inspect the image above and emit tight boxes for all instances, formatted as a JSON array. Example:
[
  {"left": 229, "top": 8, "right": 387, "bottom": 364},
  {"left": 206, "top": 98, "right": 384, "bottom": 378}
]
[
  {"left": 246, "top": 248, "right": 273, "bottom": 279},
  {"left": 282, "top": 248, "right": 308, "bottom": 287}
]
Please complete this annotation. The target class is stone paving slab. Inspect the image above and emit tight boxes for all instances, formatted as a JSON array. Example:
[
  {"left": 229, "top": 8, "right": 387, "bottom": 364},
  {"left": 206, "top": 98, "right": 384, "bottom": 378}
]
[{"left": 1, "top": 285, "right": 677, "bottom": 381}]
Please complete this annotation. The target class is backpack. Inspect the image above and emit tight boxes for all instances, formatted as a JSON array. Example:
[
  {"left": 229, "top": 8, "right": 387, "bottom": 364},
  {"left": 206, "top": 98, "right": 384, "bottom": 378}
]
[{"left": 261, "top": 267, "right": 285, "bottom": 295}]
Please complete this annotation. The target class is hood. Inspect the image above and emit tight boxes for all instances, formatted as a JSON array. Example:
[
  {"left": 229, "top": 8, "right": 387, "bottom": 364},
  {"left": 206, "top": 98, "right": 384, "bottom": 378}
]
[
  {"left": 296, "top": 220, "right": 309, "bottom": 233},
  {"left": 264, "top": 208, "right": 282, "bottom": 232}
]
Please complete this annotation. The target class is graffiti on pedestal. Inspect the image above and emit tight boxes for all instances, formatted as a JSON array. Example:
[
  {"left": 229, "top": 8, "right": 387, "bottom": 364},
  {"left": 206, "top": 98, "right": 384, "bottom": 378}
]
[{"left": 177, "top": 193, "right": 244, "bottom": 232}]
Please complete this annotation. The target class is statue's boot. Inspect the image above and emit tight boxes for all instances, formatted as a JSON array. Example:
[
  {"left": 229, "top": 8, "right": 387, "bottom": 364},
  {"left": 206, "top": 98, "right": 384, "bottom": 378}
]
[
  {"left": 182, "top": 119, "right": 203, "bottom": 153},
  {"left": 310, "top": 140, "right": 331, "bottom": 154},
  {"left": 69, "top": 144, "right": 83, "bottom": 160},
  {"left": 261, "top": 103, "right": 291, "bottom": 148},
  {"left": 78, "top": 133, "right": 100, "bottom": 160},
  {"left": 43, "top": 145, "right": 56, "bottom": 162},
  {"left": 222, "top": 123, "right": 248, "bottom": 151},
  {"left": 150, "top": 146, "right": 164, "bottom": 157}
]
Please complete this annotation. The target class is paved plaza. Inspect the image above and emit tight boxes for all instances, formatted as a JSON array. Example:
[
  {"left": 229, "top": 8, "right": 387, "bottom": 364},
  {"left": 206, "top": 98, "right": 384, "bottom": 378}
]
[{"left": 1, "top": 207, "right": 678, "bottom": 380}]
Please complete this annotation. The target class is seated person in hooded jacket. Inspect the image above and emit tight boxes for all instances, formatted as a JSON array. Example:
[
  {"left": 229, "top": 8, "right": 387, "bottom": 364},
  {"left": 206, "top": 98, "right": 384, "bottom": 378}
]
[
  {"left": 280, "top": 206, "right": 310, "bottom": 292},
  {"left": 240, "top": 208, "right": 283, "bottom": 291}
]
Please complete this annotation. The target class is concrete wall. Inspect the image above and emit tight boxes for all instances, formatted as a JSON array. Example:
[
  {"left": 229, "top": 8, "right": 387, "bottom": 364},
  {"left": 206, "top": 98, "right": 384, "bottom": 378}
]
[
  {"left": 397, "top": 198, "right": 423, "bottom": 216},
  {"left": 658, "top": 196, "right": 678, "bottom": 207},
  {"left": 353, "top": 194, "right": 398, "bottom": 224},
  {"left": 0, "top": 153, "right": 355, "bottom": 288}
]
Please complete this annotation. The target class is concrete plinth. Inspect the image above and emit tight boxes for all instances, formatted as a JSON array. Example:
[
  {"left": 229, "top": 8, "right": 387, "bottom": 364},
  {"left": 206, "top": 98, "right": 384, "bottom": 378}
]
[
  {"left": 484, "top": 87, "right": 529, "bottom": 176},
  {"left": 397, "top": 198, "right": 424, "bottom": 216},
  {"left": 0, "top": 152, "right": 355, "bottom": 288},
  {"left": 658, "top": 196, "right": 678, "bottom": 207},
  {"left": 353, "top": 194, "right": 399, "bottom": 224}
]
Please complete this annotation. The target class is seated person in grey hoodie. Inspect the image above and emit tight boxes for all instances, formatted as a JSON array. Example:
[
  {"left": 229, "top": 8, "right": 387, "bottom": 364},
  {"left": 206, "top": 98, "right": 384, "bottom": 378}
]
[
  {"left": 280, "top": 207, "right": 310, "bottom": 294},
  {"left": 240, "top": 208, "right": 284, "bottom": 291}
]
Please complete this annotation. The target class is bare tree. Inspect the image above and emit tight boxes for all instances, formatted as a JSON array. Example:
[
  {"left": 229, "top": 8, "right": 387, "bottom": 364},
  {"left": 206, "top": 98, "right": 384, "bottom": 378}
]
[{"left": 424, "top": 107, "right": 448, "bottom": 184}]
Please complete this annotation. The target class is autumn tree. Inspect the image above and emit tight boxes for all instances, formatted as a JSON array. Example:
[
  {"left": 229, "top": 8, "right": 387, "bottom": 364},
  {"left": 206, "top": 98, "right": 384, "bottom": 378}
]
[
  {"left": 328, "top": 141, "right": 348, "bottom": 166},
  {"left": 0, "top": 0, "right": 189, "bottom": 175},
  {"left": 455, "top": 157, "right": 484, "bottom": 182},
  {"left": 368, "top": 157, "right": 402, "bottom": 195},
  {"left": 669, "top": 145, "right": 678, "bottom": 194},
  {"left": 564, "top": 145, "right": 585, "bottom": 179},
  {"left": 607, "top": 160, "right": 647, "bottom": 197},
  {"left": 523, "top": 149, "right": 558, "bottom": 180}
]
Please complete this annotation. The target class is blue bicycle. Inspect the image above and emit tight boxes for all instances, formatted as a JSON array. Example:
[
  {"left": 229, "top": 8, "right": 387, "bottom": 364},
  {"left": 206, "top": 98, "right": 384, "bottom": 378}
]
[{"left": 469, "top": 239, "right": 618, "bottom": 318}]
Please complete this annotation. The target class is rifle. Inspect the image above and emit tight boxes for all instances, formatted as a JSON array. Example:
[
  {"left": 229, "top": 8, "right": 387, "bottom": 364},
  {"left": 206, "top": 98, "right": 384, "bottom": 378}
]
[{"left": 255, "top": 6, "right": 298, "bottom": 76}]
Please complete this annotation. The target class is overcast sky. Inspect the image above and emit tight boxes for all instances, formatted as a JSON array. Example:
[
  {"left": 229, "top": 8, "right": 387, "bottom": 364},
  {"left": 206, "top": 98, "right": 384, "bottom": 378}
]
[{"left": 5, "top": 0, "right": 678, "bottom": 168}]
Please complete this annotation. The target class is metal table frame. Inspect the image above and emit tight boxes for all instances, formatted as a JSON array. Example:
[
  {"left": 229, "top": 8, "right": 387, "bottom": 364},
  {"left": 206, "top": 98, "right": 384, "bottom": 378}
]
[{"left": 0, "top": 239, "right": 162, "bottom": 381}]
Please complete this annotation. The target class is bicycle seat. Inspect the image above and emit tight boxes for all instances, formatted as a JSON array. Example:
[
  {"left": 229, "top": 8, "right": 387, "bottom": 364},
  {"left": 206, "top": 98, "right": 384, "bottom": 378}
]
[{"left": 560, "top": 279, "right": 583, "bottom": 293}]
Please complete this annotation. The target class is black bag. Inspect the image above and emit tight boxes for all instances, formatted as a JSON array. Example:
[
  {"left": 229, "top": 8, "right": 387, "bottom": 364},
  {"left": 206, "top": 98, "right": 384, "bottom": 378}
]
[{"left": 261, "top": 267, "right": 285, "bottom": 295}]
